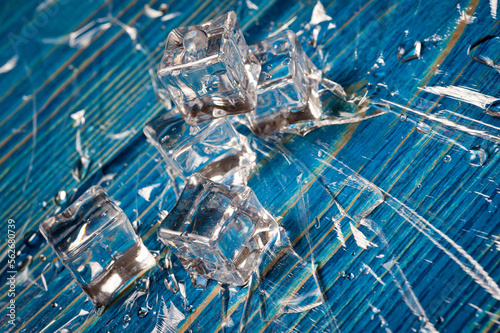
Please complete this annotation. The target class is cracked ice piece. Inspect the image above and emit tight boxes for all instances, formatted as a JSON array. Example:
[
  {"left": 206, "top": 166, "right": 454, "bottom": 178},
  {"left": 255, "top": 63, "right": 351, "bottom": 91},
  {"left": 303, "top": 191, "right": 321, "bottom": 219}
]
[
  {"left": 39, "top": 186, "right": 155, "bottom": 309},
  {"left": 158, "top": 11, "right": 261, "bottom": 125},
  {"left": 157, "top": 174, "right": 279, "bottom": 285},
  {"left": 247, "top": 30, "right": 322, "bottom": 136},
  {"left": 144, "top": 112, "right": 256, "bottom": 185}
]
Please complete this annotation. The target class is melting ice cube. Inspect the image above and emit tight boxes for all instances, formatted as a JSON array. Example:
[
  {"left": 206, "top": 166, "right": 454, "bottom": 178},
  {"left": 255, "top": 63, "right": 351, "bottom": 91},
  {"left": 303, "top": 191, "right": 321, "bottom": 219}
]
[
  {"left": 247, "top": 30, "right": 322, "bottom": 137},
  {"left": 158, "top": 11, "right": 261, "bottom": 125},
  {"left": 144, "top": 112, "right": 256, "bottom": 185},
  {"left": 157, "top": 174, "right": 279, "bottom": 285},
  {"left": 39, "top": 186, "right": 155, "bottom": 309}
]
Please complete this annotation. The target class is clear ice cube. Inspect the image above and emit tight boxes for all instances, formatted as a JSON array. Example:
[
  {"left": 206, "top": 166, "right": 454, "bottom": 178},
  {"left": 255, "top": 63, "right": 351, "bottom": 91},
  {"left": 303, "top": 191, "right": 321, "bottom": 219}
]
[
  {"left": 144, "top": 112, "right": 256, "bottom": 185},
  {"left": 39, "top": 186, "right": 156, "bottom": 309},
  {"left": 158, "top": 11, "right": 261, "bottom": 125},
  {"left": 247, "top": 30, "right": 322, "bottom": 136},
  {"left": 157, "top": 174, "right": 279, "bottom": 286}
]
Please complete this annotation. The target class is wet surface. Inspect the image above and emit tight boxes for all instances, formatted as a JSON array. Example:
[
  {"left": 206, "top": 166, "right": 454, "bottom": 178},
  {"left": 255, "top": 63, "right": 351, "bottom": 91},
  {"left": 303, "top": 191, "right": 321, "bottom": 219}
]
[{"left": 1, "top": 0, "right": 500, "bottom": 332}]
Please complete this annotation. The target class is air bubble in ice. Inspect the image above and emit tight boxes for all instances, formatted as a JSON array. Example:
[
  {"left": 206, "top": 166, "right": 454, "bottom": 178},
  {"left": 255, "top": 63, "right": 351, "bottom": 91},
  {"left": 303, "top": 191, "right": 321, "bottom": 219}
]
[
  {"left": 346, "top": 272, "right": 355, "bottom": 280},
  {"left": 468, "top": 146, "right": 488, "bottom": 167},
  {"left": 443, "top": 155, "right": 451, "bottom": 163},
  {"left": 123, "top": 314, "right": 131, "bottom": 322},
  {"left": 184, "top": 29, "right": 208, "bottom": 53}
]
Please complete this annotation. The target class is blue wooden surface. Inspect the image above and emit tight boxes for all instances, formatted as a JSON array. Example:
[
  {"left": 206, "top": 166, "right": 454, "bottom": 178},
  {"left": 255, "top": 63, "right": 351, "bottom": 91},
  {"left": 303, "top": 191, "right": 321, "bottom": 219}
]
[{"left": 2, "top": 0, "right": 500, "bottom": 332}]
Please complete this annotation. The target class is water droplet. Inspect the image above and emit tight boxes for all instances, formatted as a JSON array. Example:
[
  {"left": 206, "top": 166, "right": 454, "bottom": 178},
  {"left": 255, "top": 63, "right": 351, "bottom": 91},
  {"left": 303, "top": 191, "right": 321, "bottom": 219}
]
[
  {"left": 486, "top": 100, "right": 500, "bottom": 117},
  {"left": 468, "top": 146, "right": 488, "bottom": 166},
  {"left": 346, "top": 273, "right": 355, "bottom": 280},
  {"left": 74, "top": 155, "right": 92, "bottom": 181},
  {"left": 164, "top": 273, "right": 179, "bottom": 293},
  {"left": 52, "top": 302, "right": 58, "bottom": 308},
  {"left": 17, "top": 254, "right": 32, "bottom": 271},
  {"left": 352, "top": 251, "right": 357, "bottom": 256},
  {"left": 358, "top": 265, "right": 370, "bottom": 275},
  {"left": 55, "top": 190, "right": 67, "bottom": 205},
  {"left": 40, "top": 254, "right": 47, "bottom": 262},
  {"left": 338, "top": 271, "right": 346, "bottom": 278},
  {"left": 137, "top": 307, "right": 149, "bottom": 318},
  {"left": 282, "top": 58, "right": 291, "bottom": 66},
  {"left": 190, "top": 272, "right": 208, "bottom": 288},
  {"left": 53, "top": 260, "right": 65, "bottom": 274},
  {"left": 136, "top": 276, "right": 150, "bottom": 292},
  {"left": 400, "top": 113, "right": 407, "bottom": 121},
  {"left": 123, "top": 314, "right": 131, "bottom": 322},
  {"left": 24, "top": 231, "right": 42, "bottom": 247},
  {"left": 157, "top": 256, "right": 172, "bottom": 270},
  {"left": 443, "top": 155, "right": 451, "bottom": 163},
  {"left": 183, "top": 29, "right": 208, "bottom": 54},
  {"left": 468, "top": 36, "right": 500, "bottom": 71},
  {"left": 104, "top": 244, "right": 111, "bottom": 253},
  {"left": 159, "top": 3, "right": 169, "bottom": 12},
  {"left": 397, "top": 40, "right": 422, "bottom": 62},
  {"left": 416, "top": 121, "right": 431, "bottom": 134},
  {"left": 42, "top": 201, "right": 48, "bottom": 209}
]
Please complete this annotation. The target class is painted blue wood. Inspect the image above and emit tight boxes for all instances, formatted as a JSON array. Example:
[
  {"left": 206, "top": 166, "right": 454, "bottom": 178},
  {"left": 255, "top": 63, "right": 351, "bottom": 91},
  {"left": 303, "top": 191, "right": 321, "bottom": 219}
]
[{"left": 1, "top": 0, "right": 500, "bottom": 332}]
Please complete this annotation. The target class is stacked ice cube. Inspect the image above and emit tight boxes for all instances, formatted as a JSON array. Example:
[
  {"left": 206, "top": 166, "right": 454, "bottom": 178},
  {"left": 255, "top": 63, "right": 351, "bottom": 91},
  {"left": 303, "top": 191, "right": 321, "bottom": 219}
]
[
  {"left": 149, "top": 11, "right": 323, "bottom": 286},
  {"left": 40, "top": 12, "right": 324, "bottom": 309}
]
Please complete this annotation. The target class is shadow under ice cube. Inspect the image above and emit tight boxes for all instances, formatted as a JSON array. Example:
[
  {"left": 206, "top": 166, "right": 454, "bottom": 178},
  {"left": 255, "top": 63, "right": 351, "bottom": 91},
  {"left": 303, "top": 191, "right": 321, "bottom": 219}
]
[
  {"left": 157, "top": 174, "right": 278, "bottom": 286},
  {"left": 39, "top": 186, "right": 155, "bottom": 309},
  {"left": 247, "top": 30, "right": 322, "bottom": 136},
  {"left": 158, "top": 11, "right": 261, "bottom": 125},
  {"left": 144, "top": 113, "right": 256, "bottom": 185}
]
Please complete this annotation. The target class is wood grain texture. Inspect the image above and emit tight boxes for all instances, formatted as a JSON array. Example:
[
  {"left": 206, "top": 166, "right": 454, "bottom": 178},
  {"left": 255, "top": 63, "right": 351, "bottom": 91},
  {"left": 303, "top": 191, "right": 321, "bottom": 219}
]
[{"left": 1, "top": 0, "right": 500, "bottom": 332}]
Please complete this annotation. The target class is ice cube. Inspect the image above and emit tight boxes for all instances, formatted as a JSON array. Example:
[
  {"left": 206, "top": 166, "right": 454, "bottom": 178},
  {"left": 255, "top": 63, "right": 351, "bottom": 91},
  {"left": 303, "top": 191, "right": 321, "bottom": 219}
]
[
  {"left": 247, "top": 30, "right": 322, "bottom": 136},
  {"left": 157, "top": 174, "right": 278, "bottom": 286},
  {"left": 39, "top": 186, "right": 155, "bottom": 309},
  {"left": 158, "top": 11, "right": 261, "bottom": 125},
  {"left": 144, "top": 112, "right": 256, "bottom": 185}
]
